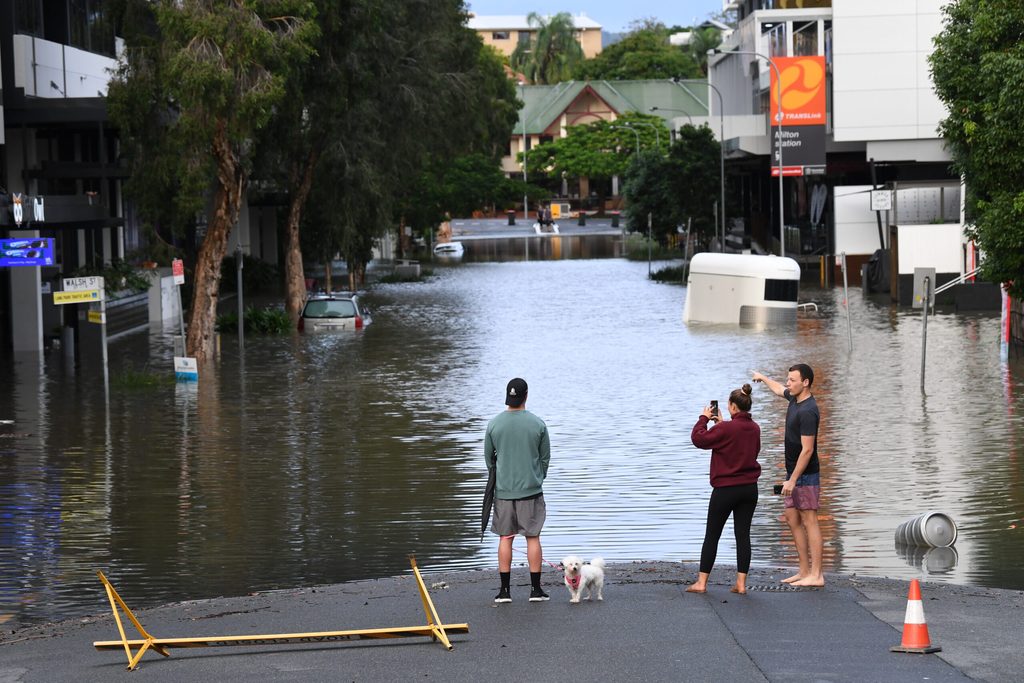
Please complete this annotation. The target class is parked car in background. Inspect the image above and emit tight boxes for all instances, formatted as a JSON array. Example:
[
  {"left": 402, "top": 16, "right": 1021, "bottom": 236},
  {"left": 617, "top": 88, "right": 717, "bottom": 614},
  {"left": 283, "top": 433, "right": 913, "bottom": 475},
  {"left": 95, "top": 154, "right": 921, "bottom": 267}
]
[{"left": 299, "top": 293, "right": 372, "bottom": 332}]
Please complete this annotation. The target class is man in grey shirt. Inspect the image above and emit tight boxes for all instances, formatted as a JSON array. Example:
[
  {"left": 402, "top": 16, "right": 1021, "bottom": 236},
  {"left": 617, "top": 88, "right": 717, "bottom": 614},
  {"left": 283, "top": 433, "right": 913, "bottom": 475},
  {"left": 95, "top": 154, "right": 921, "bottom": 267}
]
[{"left": 485, "top": 378, "right": 551, "bottom": 603}]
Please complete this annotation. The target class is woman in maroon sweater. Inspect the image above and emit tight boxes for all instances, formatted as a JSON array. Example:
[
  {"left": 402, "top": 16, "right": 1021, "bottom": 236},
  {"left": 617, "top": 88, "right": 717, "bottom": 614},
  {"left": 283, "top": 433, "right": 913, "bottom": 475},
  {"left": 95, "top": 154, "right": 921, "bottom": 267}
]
[{"left": 686, "top": 384, "right": 761, "bottom": 595}]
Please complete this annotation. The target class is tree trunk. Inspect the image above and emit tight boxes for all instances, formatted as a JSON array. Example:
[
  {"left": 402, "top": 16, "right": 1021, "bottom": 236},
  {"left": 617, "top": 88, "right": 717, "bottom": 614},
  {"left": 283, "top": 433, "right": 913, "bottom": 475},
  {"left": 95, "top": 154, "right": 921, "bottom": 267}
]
[
  {"left": 186, "top": 125, "right": 246, "bottom": 360},
  {"left": 283, "top": 148, "right": 319, "bottom": 323}
]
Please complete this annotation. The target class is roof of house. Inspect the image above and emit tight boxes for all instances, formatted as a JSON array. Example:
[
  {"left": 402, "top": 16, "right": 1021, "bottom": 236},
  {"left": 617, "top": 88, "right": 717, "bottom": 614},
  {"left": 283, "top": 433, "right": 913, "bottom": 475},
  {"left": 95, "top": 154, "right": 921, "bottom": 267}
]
[
  {"left": 467, "top": 14, "right": 602, "bottom": 31},
  {"left": 514, "top": 80, "right": 711, "bottom": 135}
]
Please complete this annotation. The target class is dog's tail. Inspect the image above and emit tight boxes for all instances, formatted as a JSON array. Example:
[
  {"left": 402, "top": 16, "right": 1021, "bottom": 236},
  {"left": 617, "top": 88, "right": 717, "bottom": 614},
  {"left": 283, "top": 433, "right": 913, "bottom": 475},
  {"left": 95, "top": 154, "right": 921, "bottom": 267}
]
[{"left": 590, "top": 557, "right": 606, "bottom": 570}]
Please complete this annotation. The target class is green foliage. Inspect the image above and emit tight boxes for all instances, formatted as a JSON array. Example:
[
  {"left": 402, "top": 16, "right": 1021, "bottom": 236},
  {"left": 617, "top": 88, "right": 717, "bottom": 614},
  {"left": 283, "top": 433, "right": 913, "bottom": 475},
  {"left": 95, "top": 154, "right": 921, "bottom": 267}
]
[
  {"left": 575, "top": 23, "right": 702, "bottom": 80},
  {"left": 108, "top": 0, "right": 319, "bottom": 240},
  {"left": 623, "top": 233, "right": 680, "bottom": 260},
  {"left": 930, "top": 1, "right": 1024, "bottom": 295},
  {"left": 220, "top": 254, "right": 279, "bottom": 293},
  {"left": 686, "top": 27, "right": 723, "bottom": 75},
  {"left": 216, "top": 306, "right": 293, "bottom": 334},
  {"left": 622, "top": 124, "right": 721, "bottom": 241},
  {"left": 70, "top": 260, "right": 152, "bottom": 294},
  {"left": 511, "top": 12, "right": 584, "bottom": 84},
  {"left": 650, "top": 264, "right": 688, "bottom": 283},
  {"left": 524, "top": 113, "right": 669, "bottom": 181}
]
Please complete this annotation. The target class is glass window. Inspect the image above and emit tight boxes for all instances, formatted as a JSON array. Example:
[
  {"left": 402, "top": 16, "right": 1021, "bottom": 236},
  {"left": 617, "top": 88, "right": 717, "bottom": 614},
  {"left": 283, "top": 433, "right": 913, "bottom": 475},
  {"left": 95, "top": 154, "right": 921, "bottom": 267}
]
[
  {"left": 492, "top": 31, "right": 509, "bottom": 40},
  {"left": 518, "top": 31, "right": 531, "bottom": 45},
  {"left": 68, "top": 0, "right": 115, "bottom": 56},
  {"left": 15, "top": 0, "right": 43, "bottom": 35},
  {"left": 303, "top": 299, "right": 356, "bottom": 319},
  {"left": 765, "top": 23, "right": 787, "bottom": 59},
  {"left": 793, "top": 22, "right": 817, "bottom": 56},
  {"left": 764, "top": 279, "right": 798, "bottom": 302}
]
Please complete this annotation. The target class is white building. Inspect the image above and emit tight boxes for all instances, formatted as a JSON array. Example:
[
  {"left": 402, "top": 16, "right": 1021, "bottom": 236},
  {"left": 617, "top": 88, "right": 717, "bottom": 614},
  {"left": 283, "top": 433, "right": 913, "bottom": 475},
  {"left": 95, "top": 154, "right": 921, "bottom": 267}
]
[{"left": 705, "top": 1, "right": 982, "bottom": 305}]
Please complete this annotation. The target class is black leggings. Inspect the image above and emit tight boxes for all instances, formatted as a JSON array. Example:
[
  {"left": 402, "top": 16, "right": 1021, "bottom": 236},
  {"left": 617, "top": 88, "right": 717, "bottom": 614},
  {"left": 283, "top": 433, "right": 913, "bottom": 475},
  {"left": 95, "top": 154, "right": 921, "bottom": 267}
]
[{"left": 699, "top": 483, "right": 759, "bottom": 574}]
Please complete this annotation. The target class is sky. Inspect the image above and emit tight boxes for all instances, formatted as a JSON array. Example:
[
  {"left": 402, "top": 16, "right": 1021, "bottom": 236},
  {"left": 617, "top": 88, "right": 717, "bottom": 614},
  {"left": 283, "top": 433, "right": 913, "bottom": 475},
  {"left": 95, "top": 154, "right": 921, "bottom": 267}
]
[{"left": 465, "top": 1, "right": 725, "bottom": 34}]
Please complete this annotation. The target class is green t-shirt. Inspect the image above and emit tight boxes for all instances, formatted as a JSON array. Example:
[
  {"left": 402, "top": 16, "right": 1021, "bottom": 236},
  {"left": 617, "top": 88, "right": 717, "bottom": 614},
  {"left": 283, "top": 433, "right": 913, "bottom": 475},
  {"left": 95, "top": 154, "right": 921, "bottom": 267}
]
[{"left": 484, "top": 409, "right": 550, "bottom": 500}]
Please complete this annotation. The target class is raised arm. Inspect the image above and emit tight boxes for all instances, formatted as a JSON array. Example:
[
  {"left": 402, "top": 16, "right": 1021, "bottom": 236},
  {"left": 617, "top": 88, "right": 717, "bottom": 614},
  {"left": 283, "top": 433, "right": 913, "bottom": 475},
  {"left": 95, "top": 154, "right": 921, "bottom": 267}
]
[{"left": 752, "top": 371, "right": 785, "bottom": 398}]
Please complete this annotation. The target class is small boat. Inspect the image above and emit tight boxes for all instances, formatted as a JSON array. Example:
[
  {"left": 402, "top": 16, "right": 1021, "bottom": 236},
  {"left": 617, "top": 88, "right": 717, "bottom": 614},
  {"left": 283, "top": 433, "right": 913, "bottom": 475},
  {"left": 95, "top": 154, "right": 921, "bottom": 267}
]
[{"left": 433, "top": 241, "right": 464, "bottom": 256}]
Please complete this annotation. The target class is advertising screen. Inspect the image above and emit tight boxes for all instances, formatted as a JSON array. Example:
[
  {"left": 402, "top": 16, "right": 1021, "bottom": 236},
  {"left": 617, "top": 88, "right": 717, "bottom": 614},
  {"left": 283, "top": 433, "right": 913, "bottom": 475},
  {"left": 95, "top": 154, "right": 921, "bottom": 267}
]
[{"left": 0, "top": 238, "right": 55, "bottom": 267}]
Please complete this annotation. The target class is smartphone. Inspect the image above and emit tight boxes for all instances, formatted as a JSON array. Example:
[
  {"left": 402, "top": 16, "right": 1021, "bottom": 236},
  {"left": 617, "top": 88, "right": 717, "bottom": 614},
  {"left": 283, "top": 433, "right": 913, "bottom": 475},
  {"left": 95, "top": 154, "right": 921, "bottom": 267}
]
[
  {"left": 709, "top": 400, "right": 719, "bottom": 417},
  {"left": 773, "top": 484, "right": 784, "bottom": 495}
]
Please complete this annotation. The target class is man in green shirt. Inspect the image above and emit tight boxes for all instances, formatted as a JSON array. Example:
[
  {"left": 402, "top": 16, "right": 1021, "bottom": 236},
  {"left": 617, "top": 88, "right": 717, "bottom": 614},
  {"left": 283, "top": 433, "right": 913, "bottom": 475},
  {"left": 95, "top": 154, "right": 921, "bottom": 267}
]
[{"left": 485, "top": 378, "right": 551, "bottom": 603}]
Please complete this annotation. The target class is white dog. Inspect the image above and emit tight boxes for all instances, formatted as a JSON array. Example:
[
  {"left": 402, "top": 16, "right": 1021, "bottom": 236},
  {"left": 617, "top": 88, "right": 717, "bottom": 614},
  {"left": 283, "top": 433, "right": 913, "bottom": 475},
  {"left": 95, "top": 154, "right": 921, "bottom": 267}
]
[{"left": 561, "top": 556, "right": 606, "bottom": 603}]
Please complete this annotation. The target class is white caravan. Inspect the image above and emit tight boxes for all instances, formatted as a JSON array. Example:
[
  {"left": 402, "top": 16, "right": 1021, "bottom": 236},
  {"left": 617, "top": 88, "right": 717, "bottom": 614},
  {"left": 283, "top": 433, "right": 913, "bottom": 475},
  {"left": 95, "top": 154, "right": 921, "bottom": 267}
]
[{"left": 683, "top": 253, "right": 801, "bottom": 325}]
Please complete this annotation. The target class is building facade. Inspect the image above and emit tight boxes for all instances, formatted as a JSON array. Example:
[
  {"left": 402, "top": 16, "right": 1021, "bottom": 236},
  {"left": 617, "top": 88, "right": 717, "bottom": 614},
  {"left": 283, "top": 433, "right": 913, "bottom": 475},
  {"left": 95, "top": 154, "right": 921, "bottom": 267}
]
[
  {"left": 467, "top": 14, "right": 602, "bottom": 60},
  {"left": 709, "top": 0, "right": 974, "bottom": 299},
  {"left": 506, "top": 80, "right": 711, "bottom": 205}
]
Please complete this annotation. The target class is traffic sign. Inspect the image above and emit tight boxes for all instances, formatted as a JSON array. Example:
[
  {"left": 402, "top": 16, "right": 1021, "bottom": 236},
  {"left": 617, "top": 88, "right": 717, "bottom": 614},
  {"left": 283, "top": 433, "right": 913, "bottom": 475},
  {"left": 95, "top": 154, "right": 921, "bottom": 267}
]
[
  {"left": 54, "top": 290, "right": 102, "bottom": 304},
  {"left": 172, "top": 258, "right": 185, "bottom": 285},
  {"left": 63, "top": 275, "right": 105, "bottom": 292},
  {"left": 88, "top": 310, "right": 106, "bottom": 324}
]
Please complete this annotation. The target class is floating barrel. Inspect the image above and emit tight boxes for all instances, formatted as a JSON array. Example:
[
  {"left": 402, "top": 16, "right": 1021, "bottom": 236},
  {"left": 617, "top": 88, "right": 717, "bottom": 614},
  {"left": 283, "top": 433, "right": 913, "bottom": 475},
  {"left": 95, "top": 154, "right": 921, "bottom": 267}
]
[{"left": 894, "top": 512, "right": 957, "bottom": 548}]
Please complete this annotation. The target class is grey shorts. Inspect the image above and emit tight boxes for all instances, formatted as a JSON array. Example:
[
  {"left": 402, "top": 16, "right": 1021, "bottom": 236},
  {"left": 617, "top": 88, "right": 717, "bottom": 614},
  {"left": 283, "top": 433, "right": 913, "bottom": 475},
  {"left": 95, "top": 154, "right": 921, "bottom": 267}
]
[{"left": 491, "top": 494, "right": 546, "bottom": 537}]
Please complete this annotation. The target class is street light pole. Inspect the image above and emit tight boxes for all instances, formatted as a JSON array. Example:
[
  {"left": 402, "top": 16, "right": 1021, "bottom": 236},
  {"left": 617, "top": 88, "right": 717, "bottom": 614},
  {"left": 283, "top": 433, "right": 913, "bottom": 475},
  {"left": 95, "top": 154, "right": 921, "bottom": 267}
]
[
  {"left": 666, "top": 82, "right": 727, "bottom": 253},
  {"left": 709, "top": 49, "right": 786, "bottom": 257},
  {"left": 650, "top": 105, "right": 693, "bottom": 126}
]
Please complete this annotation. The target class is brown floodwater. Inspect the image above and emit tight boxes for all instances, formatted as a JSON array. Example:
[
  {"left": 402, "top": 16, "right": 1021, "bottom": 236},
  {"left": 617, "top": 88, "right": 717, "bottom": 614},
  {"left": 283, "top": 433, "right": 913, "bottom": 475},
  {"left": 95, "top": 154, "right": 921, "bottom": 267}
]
[{"left": 1, "top": 256, "right": 1021, "bottom": 627}]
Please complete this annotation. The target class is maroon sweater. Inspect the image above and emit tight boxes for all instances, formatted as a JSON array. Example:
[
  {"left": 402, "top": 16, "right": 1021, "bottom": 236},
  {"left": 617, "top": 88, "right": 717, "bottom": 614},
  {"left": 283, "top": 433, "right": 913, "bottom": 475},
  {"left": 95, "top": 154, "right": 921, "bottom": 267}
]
[{"left": 691, "top": 412, "right": 761, "bottom": 487}]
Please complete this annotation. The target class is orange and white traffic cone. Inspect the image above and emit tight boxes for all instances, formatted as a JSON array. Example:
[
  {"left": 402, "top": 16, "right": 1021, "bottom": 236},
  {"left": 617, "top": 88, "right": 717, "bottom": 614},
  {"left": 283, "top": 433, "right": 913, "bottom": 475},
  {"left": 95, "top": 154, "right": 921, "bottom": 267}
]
[{"left": 890, "top": 579, "right": 942, "bottom": 654}]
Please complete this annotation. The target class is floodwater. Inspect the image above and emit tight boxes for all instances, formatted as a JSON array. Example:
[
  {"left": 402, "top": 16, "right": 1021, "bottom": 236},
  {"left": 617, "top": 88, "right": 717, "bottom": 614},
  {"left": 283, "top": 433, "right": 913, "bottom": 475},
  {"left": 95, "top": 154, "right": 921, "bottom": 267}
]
[{"left": 2, "top": 256, "right": 1022, "bottom": 628}]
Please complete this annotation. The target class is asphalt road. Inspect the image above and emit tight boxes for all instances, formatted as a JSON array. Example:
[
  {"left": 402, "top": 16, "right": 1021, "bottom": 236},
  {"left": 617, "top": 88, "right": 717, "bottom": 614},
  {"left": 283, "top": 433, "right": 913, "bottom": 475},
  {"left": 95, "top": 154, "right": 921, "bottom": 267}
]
[{"left": 2, "top": 561, "right": 1020, "bottom": 682}]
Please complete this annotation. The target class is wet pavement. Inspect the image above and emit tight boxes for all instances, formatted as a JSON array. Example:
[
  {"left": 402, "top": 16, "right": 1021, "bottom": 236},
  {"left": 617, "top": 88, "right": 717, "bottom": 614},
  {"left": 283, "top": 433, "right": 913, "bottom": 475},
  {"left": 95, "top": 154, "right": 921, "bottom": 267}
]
[{"left": 1, "top": 561, "right": 1020, "bottom": 682}]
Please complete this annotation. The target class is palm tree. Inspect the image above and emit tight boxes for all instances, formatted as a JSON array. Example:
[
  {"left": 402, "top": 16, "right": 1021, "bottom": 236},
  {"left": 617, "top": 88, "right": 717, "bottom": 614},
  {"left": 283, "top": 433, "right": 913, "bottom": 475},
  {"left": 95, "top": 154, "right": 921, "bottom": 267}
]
[
  {"left": 688, "top": 27, "right": 723, "bottom": 75},
  {"left": 510, "top": 12, "right": 584, "bottom": 84}
]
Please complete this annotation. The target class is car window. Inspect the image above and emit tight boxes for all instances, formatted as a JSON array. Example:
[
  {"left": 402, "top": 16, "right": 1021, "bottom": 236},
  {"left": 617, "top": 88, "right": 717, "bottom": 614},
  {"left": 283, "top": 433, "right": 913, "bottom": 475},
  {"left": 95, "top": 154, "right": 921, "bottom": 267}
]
[{"left": 304, "top": 299, "right": 356, "bottom": 318}]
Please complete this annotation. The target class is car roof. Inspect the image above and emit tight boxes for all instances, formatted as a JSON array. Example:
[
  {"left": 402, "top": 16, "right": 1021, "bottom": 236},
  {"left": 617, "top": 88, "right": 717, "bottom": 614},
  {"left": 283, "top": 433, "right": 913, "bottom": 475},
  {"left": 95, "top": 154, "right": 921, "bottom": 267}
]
[{"left": 306, "top": 291, "right": 360, "bottom": 300}]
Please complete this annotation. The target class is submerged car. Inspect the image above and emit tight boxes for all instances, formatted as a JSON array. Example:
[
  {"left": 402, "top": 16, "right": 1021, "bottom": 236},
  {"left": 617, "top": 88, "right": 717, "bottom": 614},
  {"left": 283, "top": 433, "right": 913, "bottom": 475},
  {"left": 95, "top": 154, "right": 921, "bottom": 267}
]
[{"left": 299, "top": 293, "right": 372, "bottom": 332}]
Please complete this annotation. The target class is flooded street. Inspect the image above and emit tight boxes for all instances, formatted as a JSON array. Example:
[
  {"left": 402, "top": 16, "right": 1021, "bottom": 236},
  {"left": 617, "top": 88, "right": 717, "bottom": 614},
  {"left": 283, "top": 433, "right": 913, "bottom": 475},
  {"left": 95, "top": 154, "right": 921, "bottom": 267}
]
[{"left": 2, "top": 257, "right": 1022, "bottom": 627}]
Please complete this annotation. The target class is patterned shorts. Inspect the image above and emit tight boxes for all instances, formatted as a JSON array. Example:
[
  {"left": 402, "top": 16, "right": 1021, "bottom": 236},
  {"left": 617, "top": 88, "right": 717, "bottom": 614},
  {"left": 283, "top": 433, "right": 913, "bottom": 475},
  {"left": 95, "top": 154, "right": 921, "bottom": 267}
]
[{"left": 784, "top": 472, "right": 820, "bottom": 510}]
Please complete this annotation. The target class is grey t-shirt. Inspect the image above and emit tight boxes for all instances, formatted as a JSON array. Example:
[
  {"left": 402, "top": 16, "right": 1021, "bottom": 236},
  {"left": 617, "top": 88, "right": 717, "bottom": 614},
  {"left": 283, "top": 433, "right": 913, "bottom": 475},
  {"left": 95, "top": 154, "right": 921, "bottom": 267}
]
[{"left": 783, "top": 391, "right": 819, "bottom": 477}]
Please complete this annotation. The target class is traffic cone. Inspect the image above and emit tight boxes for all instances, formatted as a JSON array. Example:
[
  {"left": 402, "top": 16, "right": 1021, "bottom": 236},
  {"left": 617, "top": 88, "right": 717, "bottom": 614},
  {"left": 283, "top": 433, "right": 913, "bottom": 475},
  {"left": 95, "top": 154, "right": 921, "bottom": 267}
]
[{"left": 890, "top": 579, "right": 942, "bottom": 653}]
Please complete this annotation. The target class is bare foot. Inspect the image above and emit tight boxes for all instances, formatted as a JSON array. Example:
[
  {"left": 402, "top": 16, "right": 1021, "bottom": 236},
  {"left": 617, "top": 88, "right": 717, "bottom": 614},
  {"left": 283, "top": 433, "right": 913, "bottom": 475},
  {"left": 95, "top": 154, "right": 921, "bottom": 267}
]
[
  {"left": 780, "top": 573, "right": 805, "bottom": 584},
  {"left": 730, "top": 586, "right": 746, "bottom": 595},
  {"left": 685, "top": 585, "right": 707, "bottom": 594},
  {"left": 792, "top": 576, "right": 825, "bottom": 588}
]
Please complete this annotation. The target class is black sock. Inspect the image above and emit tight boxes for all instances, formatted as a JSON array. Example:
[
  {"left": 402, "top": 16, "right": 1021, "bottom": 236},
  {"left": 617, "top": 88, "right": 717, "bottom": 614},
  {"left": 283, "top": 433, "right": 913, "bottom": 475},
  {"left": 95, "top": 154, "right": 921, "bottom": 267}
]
[
  {"left": 531, "top": 571, "right": 541, "bottom": 590},
  {"left": 500, "top": 572, "right": 510, "bottom": 590}
]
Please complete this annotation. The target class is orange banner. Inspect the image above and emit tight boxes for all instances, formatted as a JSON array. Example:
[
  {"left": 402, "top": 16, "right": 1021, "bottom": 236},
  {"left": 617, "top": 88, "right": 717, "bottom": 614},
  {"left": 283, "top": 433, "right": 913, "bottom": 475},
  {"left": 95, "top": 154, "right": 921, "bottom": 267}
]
[{"left": 770, "top": 56, "right": 826, "bottom": 126}]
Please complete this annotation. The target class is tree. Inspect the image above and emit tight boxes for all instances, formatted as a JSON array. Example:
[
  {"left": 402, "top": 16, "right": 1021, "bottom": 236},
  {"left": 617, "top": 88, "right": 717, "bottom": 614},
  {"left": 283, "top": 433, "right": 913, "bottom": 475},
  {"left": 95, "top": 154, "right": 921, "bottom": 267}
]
[
  {"left": 931, "top": 1, "right": 1024, "bottom": 295},
  {"left": 623, "top": 125, "right": 720, "bottom": 242},
  {"left": 575, "top": 23, "right": 702, "bottom": 81},
  {"left": 687, "top": 27, "right": 723, "bottom": 75},
  {"left": 109, "top": 0, "right": 317, "bottom": 359},
  {"left": 524, "top": 113, "right": 667, "bottom": 182},
  {"left": 510, "top": 12, "right": 584, "bottom": 84}
]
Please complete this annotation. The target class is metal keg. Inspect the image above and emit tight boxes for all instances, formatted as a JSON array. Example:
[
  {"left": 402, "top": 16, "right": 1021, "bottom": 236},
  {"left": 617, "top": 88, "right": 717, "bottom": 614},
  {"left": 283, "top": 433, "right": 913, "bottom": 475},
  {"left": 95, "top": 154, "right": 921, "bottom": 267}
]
[{"left": 894, "top": 512, "right": 957, "bottom": 547}]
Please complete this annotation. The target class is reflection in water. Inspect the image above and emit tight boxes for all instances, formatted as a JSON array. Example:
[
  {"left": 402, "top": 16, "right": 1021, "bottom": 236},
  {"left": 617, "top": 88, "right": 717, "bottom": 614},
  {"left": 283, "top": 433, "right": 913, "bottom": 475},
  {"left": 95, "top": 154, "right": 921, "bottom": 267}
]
[
  {"left": 895, "top": 543, "right": 959, "bottom": 574},
  {"left": 1, "top": 258, "right": 1023, "bottom": 627}
]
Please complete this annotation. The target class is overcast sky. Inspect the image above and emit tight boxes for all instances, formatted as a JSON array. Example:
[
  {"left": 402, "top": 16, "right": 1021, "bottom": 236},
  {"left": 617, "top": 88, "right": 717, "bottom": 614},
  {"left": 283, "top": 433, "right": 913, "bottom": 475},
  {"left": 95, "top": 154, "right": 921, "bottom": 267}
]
[{"left": 466, "top": 0, "right": 726, "bottom": 33}]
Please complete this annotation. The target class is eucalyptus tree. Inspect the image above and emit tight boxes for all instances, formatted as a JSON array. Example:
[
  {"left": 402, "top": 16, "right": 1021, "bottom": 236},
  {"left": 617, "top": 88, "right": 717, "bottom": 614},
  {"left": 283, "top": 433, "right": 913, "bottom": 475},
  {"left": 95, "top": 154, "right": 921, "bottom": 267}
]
[
  {"left": 931, "top": 0, "right": 1024, "bottom": 295},
  {"left": 108, "top": 0, "right": 318, "bottom": 359},
  {"left": 510, "top": 12, "right": 584, "bottom": 84},
  {"left": 260, "top": 1, "right": 517, "bottom": 302}
]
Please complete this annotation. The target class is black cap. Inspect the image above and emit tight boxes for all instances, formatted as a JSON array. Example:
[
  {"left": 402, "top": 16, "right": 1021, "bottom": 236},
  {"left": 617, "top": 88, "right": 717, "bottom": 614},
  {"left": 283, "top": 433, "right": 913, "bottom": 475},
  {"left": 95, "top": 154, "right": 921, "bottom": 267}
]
[{"left": 505, "top": 378, "right": 528, "bottom": 407}]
